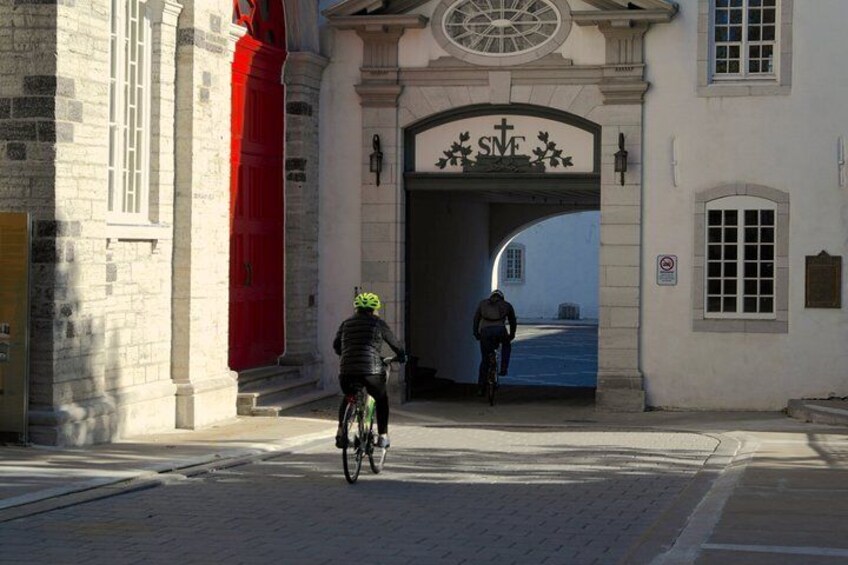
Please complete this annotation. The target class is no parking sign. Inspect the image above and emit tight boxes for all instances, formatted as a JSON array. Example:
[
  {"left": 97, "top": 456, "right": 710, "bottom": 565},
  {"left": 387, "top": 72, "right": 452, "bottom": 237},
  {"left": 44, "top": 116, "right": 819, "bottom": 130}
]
[{"left": 656, "top": 255, "right": 677, "bottom": 286}]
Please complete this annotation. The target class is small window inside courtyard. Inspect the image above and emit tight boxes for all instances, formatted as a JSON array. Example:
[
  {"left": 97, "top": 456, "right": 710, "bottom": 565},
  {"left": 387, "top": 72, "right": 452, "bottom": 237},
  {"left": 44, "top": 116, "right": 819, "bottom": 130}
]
[
  {"left": 108, "top": 0, "right": 152, "bottom": 222},
  {"left": 503, "top": 245, "right": 525, "bottom": 284}
]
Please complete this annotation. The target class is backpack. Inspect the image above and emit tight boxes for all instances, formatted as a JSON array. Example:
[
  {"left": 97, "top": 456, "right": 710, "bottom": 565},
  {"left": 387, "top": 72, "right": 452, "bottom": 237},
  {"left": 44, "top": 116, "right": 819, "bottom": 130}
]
[{"left": 480, "top": 299, "right": 506, "bottom": 321}]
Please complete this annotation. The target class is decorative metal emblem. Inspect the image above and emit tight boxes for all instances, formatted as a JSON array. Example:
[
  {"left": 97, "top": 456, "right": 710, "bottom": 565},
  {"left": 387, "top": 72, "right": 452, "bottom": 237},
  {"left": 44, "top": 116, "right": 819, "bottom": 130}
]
[
  {"left": 805, "top": 251, "right": 842, "bottom": 309},
  {"left": 435, "top": 118, "right": 573, "bottom": 173},
  {"left": 442, "top": 0, "right": 561, "bottom": 57},
  {"left": 233, "top": 0, "right": 286, "bottom": 47}
]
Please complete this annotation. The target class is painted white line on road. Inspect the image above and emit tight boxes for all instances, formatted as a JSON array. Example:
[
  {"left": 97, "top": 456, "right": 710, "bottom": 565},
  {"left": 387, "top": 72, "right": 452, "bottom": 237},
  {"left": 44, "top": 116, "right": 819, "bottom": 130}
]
[{"left": 702, "top": 543, "right": 848, "bottom": 557}]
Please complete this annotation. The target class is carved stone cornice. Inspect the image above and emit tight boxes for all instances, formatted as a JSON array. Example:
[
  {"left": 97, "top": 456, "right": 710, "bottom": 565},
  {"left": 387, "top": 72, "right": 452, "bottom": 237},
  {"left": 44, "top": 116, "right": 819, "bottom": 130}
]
[
  {"left": 328, "top": 14, "right": 428, "bottom": 31},
  {"left": 333, "top": 15, "right": 426, "bottom": 108},
  {"left": 355, "top": 83, "right": 403, "bottom": 107},
  {"left": 399, "top": 56, "right": 603, "bottom": 87},
  {"left": 572, "top": 9, "right": 676, "bottom": 26},
  {"left": 598, "top": 80, "right": 650, "bottom": 104},
  {"left": 597, "top": 21, "right": 650, "bottom": 65}
]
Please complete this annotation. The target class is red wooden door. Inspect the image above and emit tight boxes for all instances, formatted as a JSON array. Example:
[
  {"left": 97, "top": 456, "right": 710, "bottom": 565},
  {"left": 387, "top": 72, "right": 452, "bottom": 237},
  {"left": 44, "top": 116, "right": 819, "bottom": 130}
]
[{"left": 229, "top": 3, "right": 287, "bottom": 371}]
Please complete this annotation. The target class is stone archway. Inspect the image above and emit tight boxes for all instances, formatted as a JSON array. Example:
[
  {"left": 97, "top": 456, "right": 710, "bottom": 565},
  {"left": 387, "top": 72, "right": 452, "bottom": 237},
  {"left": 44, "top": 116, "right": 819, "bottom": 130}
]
[
  {"left": 326, "top": 3, "right": 679, "bottom": 411},
  {"left": 403, "top": 104, "right": 601, "bottom": 389}
]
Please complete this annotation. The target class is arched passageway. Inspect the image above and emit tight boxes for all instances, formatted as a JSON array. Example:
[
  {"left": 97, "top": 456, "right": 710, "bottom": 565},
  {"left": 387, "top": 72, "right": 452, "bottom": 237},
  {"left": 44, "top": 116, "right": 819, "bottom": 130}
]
[
  {"left": 492, "top": 212, "right": 599, "bottom": 389},
  {"left": 404, "top": 105, "right": 600, "bottom": 398}
]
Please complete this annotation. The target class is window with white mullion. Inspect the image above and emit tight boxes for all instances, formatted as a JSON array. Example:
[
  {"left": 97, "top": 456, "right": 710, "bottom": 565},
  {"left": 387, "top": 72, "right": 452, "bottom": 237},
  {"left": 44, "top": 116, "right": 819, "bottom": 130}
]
[
  {"left": 108, "top": 0, "right": 120, "bottom": 214},
  {"left": 504, "top": 246, "right": 524, "bottom": 283},
  {"left": 705, "top": 197, "right": 776, "bottom": 319},
  {"left": 712, "top": 0, "right": 778, "bottom": 79},
  {"left": 108, "top": 0, "right": 151, "bottom": 222}
]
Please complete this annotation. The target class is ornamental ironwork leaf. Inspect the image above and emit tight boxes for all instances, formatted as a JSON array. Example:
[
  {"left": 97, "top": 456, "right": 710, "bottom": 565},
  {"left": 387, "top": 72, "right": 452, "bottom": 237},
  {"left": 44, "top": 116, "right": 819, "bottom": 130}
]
[
  {"left": 527, "top": 131, "right": 574, "bottom": 172},
  {"left": 435, "top": 131, "right": 477, "bottom": 170}
]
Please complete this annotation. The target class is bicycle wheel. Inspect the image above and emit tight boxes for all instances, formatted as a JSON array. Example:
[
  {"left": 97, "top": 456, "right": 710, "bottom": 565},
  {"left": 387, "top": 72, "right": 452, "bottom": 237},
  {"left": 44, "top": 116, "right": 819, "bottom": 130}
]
[
  {"left": 341, "top": 402, "right": 363, "bottom": 484},
  {"left": 486, "top": 351, "right": 497, "bottom": 406},
  {"left": 368, "top": 421, "right": 387, "bottom": 474}
]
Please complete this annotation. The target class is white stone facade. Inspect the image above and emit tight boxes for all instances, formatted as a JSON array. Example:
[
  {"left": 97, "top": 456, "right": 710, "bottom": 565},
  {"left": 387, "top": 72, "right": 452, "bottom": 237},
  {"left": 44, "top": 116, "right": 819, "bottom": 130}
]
[{"left": 318, "top": 0, "right": 848, "bottom": 411}]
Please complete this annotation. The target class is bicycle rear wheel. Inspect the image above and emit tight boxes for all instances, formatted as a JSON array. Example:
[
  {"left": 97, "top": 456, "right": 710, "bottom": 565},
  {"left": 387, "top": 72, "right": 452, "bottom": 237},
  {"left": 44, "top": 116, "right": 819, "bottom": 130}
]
[
  {"left": 341, "top": 403, "right": 363, "bottom": 483},
  {"left": 368, "top": 422, "right": 387, "bottom": 474},
  {"left": 486, "top": 351, "right": 497, "bottom": 406}
]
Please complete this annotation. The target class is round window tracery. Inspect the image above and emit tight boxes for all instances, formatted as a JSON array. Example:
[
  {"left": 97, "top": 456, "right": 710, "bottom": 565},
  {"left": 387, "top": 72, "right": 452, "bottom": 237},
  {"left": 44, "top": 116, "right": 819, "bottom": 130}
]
[
  {"left": 444, "top": 0, "right": 561, "bottom": 57},
  {"left": 432, "top": 0, "right": 572, "bottom": 66}
]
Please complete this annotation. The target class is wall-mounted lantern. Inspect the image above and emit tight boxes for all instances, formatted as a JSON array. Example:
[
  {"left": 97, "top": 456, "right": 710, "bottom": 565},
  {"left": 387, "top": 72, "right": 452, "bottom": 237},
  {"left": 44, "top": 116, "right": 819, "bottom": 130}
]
[
  {"left": 369, "top": 134, "right": 383, "bottom": 186},
  {"left": 614, "top": 132, "right": 628, "bottom": 186}
]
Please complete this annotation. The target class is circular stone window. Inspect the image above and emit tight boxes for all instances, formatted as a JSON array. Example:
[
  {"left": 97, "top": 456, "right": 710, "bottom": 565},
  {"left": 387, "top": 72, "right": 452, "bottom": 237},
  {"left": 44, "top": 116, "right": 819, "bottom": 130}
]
[{"left": 432, "top": 0, "right": 572, "bottom": 66}]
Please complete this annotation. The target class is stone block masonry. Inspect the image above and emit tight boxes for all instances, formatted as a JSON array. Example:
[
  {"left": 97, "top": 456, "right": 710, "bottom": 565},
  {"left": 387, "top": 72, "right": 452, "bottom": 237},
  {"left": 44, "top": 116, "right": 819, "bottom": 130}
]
[{"left": 171, "top": 0, "right": 239, "bottom": 429}]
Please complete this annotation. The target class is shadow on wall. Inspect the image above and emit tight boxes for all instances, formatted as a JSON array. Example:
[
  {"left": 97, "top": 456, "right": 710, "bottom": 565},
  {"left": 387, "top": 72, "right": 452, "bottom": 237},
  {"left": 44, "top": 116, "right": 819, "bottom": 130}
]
[{"left": 27, "top": 220, "right": 120, "bottom": 446}]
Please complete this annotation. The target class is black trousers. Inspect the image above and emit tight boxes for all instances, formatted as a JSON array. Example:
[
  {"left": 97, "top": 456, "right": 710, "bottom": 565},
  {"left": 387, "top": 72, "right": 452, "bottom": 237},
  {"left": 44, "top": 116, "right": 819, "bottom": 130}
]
[
  {"left": 337, "top": 374, "right": 389, "bottom": 435},
  {"left": 478, "top": 325, "right": 512, "bottom": 389}
]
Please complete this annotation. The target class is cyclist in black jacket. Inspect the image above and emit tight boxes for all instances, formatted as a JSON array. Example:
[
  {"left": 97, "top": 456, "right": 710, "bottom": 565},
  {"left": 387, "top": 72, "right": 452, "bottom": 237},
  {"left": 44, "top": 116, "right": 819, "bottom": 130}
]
[
  {"left": 473, "top": 289, "right": 517, "bottom": 395},
  {"left": 334, "top": 292, "right": 406, "bottom": 449}
]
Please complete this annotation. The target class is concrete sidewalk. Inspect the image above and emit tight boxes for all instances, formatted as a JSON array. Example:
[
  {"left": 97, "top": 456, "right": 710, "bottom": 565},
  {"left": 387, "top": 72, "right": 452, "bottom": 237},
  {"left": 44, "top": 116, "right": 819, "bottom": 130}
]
[
  {"left": 0, "top": 414, "right": 337, "bottom": 513},
  {"left": 2, "top": 396, "right": 848, "bottom": 563}
]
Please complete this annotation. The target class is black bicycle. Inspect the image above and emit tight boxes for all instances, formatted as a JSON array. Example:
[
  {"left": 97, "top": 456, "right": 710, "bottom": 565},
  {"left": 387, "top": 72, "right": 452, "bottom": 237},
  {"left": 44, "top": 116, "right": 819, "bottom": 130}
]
[
  {"left": 340, "top": 357, "right": 396, "bottom": 483},
  {"left": 485, "top": 350, "right": 498, "bottom": 406}
]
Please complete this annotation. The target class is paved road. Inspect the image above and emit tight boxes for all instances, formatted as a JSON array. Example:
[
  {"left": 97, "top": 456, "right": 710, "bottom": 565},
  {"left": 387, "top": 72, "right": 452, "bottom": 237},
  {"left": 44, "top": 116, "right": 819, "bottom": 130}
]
[
  {"left": 0, "top": 423, "right": 718, "bottom": 565},
  {"left": 505, "top": 323, "right": 597, "bottom": 388}
]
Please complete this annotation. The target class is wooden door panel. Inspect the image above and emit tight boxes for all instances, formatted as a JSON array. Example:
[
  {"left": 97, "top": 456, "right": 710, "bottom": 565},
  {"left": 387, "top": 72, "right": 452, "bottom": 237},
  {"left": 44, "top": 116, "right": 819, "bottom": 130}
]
[{"left": 229, "top": 40, "right": 286, "bottom": 371}]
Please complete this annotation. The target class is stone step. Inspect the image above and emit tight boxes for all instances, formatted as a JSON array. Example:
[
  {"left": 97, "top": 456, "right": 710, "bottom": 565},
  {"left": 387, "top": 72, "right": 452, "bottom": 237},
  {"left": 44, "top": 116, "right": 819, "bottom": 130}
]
[
  {"left": 238, "top": 365, "right": 302, "bottom": 391},
  {"left": 237, "top": 374, "right": 319, "bottom": 415},
  {"left": 249, "top": 388, "right": 337, "bottom": 417},
  {"left": 787, "top": 399, "right": 848, "bottom": 427}
]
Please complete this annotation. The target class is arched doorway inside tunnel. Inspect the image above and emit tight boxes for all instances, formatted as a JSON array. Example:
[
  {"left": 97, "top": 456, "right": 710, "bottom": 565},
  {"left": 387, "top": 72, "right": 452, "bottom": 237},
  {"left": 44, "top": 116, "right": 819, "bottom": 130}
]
[
  {"left": 403, "top": 104, "right": 601, "bottom": 400},
  {"left": 492, "top": 212, "right": 600, "bottom": 389}
]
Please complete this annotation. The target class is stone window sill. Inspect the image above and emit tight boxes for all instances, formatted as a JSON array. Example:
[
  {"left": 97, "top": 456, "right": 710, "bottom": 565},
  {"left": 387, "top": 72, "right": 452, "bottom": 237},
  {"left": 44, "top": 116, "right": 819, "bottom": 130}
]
[
  {"left": 693, "top": 319, "right": 788, "bottom": 333},
  {"left": 697, "top": 81, "right": 791, "bottom": 98},
  {"left": 105, "top": 222, "right": 172, "bottom": 242}
]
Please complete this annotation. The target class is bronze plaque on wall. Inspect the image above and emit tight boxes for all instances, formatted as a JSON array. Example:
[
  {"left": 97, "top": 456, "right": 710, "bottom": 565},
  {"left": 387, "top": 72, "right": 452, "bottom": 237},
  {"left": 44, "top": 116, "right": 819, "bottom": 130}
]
[
  {"left": 805, "top": 251, "right": 842, "bottom": 308},
  {"left": 0, "top": 213, "right": 31, "bottom": 443}
]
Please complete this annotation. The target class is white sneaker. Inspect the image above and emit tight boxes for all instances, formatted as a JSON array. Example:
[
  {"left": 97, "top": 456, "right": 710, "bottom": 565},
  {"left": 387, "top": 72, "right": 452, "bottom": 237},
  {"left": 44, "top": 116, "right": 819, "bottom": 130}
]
[{"left": 376, "top": 434, "right": 391, "bottom": 448}]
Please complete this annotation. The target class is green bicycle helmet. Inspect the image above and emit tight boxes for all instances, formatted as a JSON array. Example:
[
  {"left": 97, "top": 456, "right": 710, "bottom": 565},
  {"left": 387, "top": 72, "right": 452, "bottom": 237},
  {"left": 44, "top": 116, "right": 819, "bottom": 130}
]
[{"left": 354, "top": 292, "right": 382, "bottom": 311}]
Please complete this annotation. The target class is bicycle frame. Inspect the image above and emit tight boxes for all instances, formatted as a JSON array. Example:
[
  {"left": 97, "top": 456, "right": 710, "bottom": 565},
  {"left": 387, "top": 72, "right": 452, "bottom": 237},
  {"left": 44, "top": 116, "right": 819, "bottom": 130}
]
[{"left": 341, "top": 357, "right": 396, "bottom": 483}]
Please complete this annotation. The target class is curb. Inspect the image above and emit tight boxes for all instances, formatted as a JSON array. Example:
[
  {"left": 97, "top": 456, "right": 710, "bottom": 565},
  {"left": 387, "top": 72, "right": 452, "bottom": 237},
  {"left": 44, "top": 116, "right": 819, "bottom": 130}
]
[
  {"left": 0, "top": 430, "right": 333, "bottom": 523},
  {"left": 786, "top": 399, "right": 848, "bottom": 427},
  {"left": 619, "top": 433, "right": 743, "bottom": 565},
  {"left": 621, "top": 432, "right": 759, "bottom": 564}
]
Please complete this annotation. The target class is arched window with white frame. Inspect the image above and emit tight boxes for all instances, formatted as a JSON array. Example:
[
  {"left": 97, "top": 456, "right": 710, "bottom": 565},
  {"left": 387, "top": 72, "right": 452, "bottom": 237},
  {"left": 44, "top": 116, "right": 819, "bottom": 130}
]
[{"left": 694, "top": 185, "right": 789, "bottom": 333}]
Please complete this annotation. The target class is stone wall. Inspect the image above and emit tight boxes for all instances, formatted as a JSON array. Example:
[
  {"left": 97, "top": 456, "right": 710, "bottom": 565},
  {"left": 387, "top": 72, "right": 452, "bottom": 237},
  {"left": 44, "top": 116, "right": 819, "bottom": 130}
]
[{"left": 172, "top": 0, "right": 238, "bottom": 428}]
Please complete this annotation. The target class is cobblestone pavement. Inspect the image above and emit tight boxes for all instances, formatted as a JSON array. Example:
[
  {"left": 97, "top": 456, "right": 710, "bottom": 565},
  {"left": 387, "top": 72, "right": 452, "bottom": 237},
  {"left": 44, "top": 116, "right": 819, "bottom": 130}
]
[
  {"left": 506, "top": 324, "right": 598, "bottom": 388},
  {"left": 0, "top": 424, "right": 718, "bottom": 565}
]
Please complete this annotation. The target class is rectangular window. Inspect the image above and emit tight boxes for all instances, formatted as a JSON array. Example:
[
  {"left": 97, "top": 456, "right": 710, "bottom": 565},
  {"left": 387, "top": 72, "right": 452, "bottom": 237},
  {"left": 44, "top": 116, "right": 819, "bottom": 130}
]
[
  {"left": 712, "top": 0, "right": 778, "bottom": 79},
  {"left": 504, "top": 246, "right": 524, "bottom": 283},
  {"left": 705, "top": 198, "right": 776, "bottom": 319},
  {"left": 109, "top": 0, "right": 152, "bottom": 222}
]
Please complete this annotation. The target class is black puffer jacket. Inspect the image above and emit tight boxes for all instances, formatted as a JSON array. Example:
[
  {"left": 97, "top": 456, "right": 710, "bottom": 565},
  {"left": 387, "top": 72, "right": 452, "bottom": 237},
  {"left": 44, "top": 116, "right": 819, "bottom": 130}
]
[{"left": 333, "top": 312, "right": 405, "bottom": 376}]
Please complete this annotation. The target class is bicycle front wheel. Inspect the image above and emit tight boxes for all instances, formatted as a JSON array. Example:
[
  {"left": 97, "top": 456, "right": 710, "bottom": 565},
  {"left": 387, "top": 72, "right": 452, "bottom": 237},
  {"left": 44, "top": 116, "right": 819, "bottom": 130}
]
[
  {"left": 368, "top": 422, "right": 387, "bottom": 474},
  {"left": 341, "top": 403, "right": 363, "bottom": 484}
]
